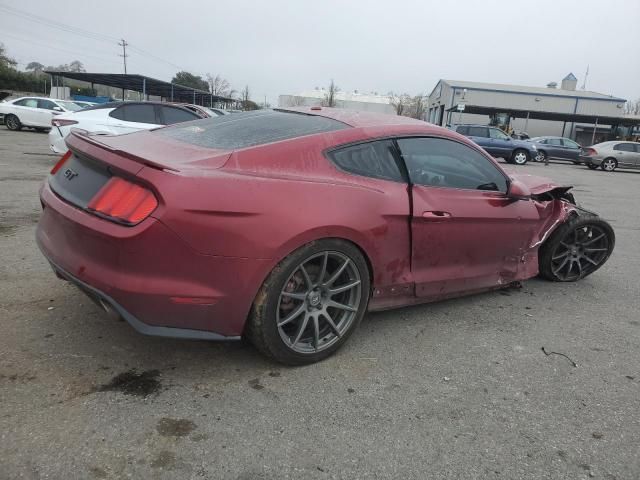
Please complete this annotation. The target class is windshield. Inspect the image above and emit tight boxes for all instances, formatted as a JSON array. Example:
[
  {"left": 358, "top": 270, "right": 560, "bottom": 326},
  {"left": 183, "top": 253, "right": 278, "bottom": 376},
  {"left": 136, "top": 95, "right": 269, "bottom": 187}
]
[{"left": 58, "top": 101, "right": 82, "bottom": 112}]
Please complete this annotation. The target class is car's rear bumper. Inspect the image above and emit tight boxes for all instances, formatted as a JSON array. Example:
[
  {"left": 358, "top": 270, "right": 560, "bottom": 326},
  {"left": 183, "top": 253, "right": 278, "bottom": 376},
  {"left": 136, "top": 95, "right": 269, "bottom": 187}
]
[
  {"left": 36, "top": 180, "right": 271, "bottom": 338},
  {"left": 580, "top": 155, "right": 601, "bottom": 166}
]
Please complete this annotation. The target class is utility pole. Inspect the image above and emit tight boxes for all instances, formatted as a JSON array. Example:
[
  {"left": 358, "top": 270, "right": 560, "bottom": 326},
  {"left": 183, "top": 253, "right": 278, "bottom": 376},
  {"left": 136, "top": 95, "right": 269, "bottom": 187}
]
[{"left": 118, "top": 39, "right": 129, "bottom": 74}]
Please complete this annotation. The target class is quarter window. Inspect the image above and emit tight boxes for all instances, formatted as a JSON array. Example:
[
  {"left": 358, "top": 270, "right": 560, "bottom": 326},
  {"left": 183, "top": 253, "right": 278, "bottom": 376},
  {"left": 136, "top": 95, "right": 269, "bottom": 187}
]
[
  {"left": 467, "top": 126, "right": 488, "bottom": 138},
  {"left": 396, "top": 137, "right": 508, "bottom": 192},
  {"left": 38, "top": 99, "right": 57, "bottom": 110},
  {"left": 329, "top": 140, "right": 404, "bottom": 182},
  {"left": 548, "top": 138, "right": 563, "bottom": 146},
  {"left": 562, "top": 139, "right": 579, "bottom": 148}
]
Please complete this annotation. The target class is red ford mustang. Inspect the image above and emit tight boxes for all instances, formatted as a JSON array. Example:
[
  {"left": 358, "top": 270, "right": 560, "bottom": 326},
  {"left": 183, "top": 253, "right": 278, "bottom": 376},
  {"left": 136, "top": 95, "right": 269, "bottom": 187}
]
[{"left": 36, "top": 107, "right": 615, "bottom": 364}]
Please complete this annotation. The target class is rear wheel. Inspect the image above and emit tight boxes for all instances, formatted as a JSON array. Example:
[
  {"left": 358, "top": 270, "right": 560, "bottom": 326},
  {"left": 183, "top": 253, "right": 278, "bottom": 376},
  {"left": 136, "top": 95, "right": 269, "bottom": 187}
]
[
  {"left": 511, "top": 149, "right": 529, "bottom": 165},
  {"left": 534, "top": 151, "right": 547, "bottom": 163},
  {"left": 5, "top": 114, "right": 21, "bottom": 131},
  {"left": 601, "top": 158, "right": 617, "bottom": 172},
  {"left": 538, "top": 215, "right": 614, "bottom": 282},
  {"left": 246, "top": 239, "right": 370, "bottom": 365}
]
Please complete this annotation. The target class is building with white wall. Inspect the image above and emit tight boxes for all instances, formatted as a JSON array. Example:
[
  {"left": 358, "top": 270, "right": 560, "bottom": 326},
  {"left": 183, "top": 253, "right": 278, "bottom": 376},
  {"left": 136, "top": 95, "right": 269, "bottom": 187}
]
[{"left": 279, "top": 88, "right": 395, "bottom": 115}]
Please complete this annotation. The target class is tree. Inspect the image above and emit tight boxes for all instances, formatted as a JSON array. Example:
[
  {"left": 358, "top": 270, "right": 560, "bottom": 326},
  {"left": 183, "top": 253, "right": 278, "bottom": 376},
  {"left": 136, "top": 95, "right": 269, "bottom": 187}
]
[
  {"left": 322, "top": 79, "right": 339, "bottom": 107},
  {"left": 171, "top": 71, "right": 209, "bottom": 91},
  {"left": 26, "top": 62, "right": 45, "bottom": 74},
  {"left": 206, "top": 73, "right": 231, "bottom": 97},
  {"left": 389, "top": 92, "right": 411, "bottom": 116},
  {"left": 409, "top": 94, "right": 427, "bottom": 120},
  {"left": 624, "top": 98, "right": 640, "bottom": 116},
  {"left": 0, "top": 43, "right": 17, "bottom": 68},
  {"left": 68, "top": 60, "right": 85, "bottom": 73}
]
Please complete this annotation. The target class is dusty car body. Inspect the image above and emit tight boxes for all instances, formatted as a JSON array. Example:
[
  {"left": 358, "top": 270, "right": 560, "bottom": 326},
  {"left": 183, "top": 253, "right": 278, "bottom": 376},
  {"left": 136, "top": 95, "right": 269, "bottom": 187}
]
[{"left": 36, "top": 108, "right": 615, "bottom": 364}]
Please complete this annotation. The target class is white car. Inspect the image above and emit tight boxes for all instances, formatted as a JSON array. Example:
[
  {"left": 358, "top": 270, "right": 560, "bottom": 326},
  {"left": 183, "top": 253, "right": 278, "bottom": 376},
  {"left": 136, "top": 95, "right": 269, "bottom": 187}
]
[
  {"left": 48, "top": 101, "right": 203, "bottom": 153},
  {"left": 0, "top": 96, "right": 82, "bottom": 132}
]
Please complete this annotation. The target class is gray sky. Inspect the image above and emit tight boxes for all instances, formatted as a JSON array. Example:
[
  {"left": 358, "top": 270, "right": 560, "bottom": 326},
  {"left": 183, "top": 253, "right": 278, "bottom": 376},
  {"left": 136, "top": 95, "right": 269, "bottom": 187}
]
[{"left": 1, "top": 0, "right": 639, "bottom": 104}]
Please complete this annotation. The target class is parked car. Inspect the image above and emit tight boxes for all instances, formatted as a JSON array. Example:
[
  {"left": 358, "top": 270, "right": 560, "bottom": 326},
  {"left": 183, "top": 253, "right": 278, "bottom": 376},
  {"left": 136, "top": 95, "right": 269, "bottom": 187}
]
[
  {"left": 580, "top": 141, "right": 640, "bottom": 171},
  {"left": 528, "top": 136, "right": 582, "bottom": 164},
  {"left": 72, "top": 101, "right": 97, "bottom": 109},
  {"left": 0, "top": 96, "right": 82, "bottom": 132},
  {"left": 454, "top": 124, "right": 537, "bottom": 165},
  {"left": 49, "top": 101, "right": 203, "bottom": 153},
  {"left": 37, "top": 108, "right": 615, "bottom": 365}
]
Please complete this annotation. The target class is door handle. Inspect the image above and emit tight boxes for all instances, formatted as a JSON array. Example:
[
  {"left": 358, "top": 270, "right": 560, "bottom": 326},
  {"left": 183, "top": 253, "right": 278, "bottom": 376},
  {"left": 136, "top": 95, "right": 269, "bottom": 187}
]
[{"left": 422, "top": 211, "right": 451, "bottom": 220}]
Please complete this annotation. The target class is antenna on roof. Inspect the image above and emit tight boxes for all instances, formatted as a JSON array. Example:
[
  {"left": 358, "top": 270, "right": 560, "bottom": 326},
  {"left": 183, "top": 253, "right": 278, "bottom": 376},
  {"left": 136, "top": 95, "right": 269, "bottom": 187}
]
[{"left": 581, "top": 65, "right": 589, "bottom": 90}]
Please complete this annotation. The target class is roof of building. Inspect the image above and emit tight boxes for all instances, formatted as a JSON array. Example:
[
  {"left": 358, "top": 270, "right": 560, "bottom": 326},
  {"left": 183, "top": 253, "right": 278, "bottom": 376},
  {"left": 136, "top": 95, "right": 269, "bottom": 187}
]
[
  {"left": 563, "top": 73, "right": 577, "bottom": 81},
  {"left": 437, "top": 79, "right": 626, "bottom": 102},
  {"left": 44, "top": 72, "right": 233, "bottom": 104}
]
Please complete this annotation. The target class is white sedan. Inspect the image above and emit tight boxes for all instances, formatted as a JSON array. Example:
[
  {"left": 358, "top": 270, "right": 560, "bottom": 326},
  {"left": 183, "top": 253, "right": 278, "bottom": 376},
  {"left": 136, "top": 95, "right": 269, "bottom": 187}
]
[
  {"left": 49, "top": 101, "right": 204, "bottom": 153},
  {"left": 0, "top": 96, "right": 82, "bottom": 131}
]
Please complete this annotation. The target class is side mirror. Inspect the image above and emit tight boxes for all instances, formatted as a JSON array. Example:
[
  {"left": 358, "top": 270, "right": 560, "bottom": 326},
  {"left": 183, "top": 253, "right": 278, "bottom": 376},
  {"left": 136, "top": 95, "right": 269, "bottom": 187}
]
[{"left": 507, "top": 179, "right": 531, "bottom": 200}]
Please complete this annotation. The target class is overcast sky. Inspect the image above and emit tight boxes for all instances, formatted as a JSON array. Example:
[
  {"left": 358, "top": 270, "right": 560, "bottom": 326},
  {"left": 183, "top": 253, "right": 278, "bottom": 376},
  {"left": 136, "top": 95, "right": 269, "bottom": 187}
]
[{"left": 1, "top": 0, "right": 639, "bottom": 104}]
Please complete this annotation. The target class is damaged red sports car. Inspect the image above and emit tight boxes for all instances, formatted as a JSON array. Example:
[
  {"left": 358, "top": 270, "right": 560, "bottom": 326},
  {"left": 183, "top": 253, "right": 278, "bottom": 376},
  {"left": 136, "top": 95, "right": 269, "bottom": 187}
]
[{"left": 36, "top": 108, "right": 615, "bottom": 364}]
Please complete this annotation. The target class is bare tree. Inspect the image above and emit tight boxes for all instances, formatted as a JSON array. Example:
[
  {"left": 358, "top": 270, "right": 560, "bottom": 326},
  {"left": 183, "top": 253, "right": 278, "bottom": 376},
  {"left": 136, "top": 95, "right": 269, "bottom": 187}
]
[
  {"left": 322, "top": 79, "right": 339, "bottom": 107},
  {"left": 206, "top": 73, "right": 231, "bottom": 97},
  {"left": 624, "top": 98, "right": 640, "bottom": 116},
  {"left": 389, "top": 92, "right": 411, "bottom": 116},
  {"left": 240, "top": 85, "right": 250, "bottom": 103},
  {"left": 26, "top": 62, "right": 45, "bottom": 74},
  {"left": 410, "top": 94, "right": 427, "bottom": 120}
]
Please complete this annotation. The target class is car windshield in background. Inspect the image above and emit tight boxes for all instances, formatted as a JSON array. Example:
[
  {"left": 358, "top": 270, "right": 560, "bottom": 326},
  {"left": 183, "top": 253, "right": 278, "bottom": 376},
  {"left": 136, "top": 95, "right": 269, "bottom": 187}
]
[
  {"left": 155, "top": 109, "right": 349, "bottom": 150},
  {"left": 58, "top": 101, "right": 82, "bottom": 111}
]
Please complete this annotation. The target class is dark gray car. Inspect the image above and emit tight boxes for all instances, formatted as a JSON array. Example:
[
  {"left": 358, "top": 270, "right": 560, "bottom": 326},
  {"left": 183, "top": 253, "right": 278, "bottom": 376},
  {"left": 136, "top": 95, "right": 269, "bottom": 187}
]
[{"left": 528, "top": 136, "right": 582, "bottom": 164}]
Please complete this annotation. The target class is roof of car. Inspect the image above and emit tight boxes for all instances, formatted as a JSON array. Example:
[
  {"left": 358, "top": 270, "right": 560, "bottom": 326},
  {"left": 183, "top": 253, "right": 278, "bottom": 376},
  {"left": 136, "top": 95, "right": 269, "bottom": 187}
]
[{"left": 278, "top": 106, "right": 426, "bottom": 128}]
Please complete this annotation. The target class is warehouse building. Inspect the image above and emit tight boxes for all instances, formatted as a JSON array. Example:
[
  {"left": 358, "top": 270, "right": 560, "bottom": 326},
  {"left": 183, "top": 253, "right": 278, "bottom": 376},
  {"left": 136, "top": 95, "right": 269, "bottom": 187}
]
[{"left": 427, "top": 75, "right": 634, "bottom": 144}]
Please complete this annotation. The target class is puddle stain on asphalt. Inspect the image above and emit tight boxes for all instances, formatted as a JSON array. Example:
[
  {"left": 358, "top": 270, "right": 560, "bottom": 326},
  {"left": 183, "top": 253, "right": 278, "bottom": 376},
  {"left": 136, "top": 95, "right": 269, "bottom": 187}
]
[
  {"left": 156, "top": 418, "right": 197, "bottom": 437},
  {"left": 97, "top": 369, "right": 161, "bottom": 397}
]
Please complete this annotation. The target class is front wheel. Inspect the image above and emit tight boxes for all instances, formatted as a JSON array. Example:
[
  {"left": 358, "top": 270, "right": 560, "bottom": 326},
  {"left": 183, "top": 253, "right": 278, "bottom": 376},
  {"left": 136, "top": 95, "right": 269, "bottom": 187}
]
[
  {"left": 538, "top": 215, "right": 614, "bottom": 282},
  {"left": 5, "top": 114, "right": 22, "bottom": 131},
  {"left": 246, "top": 239, "right": 370, "bottom": 365},
  {"left": 511, "top": 149, "right": 530, "bottom": 165},
  {"left": 601, "top": 158, "right": 617, "bottom": 172}
]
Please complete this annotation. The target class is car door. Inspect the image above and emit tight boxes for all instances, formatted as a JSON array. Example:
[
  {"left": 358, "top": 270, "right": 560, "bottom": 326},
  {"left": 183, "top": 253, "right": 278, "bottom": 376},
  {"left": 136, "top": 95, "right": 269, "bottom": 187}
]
[
  {"left": 633, "top": 144, "right": 640, "bottom": 167},
  {"left": 395, "top": 136, "right": 541, "bottom": 299},
  {"left": 561, "top": 138, "right": 581, "bottom": 161},
  {"left": 107, "top": 104, "right": 161, "bottom": 134},
  {"left": 488, "top": 127, "right": 513, "bottom": 158},
  {"left": 545, "top": 138, "right": 564, "bottom": 159},
  {"left": 12, "top": 98, "right": 40, "bottom": 126},
  {"left": 613, "top": 143, "right": 636, "bottom": 167},
  {"left": 466, "top": 126, "right": 494, "bottom": 154},
  {"left": 36, "top": 99, "right": 61, "bottom": 127}
]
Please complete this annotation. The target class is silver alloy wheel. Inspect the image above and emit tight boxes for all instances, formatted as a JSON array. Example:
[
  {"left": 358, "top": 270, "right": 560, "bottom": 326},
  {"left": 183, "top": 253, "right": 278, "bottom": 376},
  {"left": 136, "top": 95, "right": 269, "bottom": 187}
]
[
  {"left": 534, "top": 152, "right": 546, "bottom": 162},
  {"left": 276, "top": 251, "right": 362, "bottom": 354},
  {"left": 602, "top": 159, "right": 617, "bottom": 171},
  {"left": 513, "top": 151, "right": 528, "bottom": 165},
  {"left": 5, "top": 115, "right": 19, "bottom": 130}
]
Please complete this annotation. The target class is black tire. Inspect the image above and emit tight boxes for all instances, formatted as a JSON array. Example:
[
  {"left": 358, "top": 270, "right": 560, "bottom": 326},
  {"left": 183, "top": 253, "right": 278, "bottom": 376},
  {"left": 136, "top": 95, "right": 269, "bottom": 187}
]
[
  {"left": 538, "top": 215, "right": 614, "bottom": 282},
  {"left": 245, "top": 239, "right": 371, "bottom": 365},
  {"left": 5, "top": 114, "right": 22, "bottom": 131},
  {"left": 601, "top": 157, "right": 617, "bottom": 172},
  {"left": 587, "top": 164, "right": 598, "bottom": 170},
  {"left": 534, "top": 150, "right": 547, "bottom": 163},
  {"left": 511, "top": 149, "right": 530, "bottom": 165}
]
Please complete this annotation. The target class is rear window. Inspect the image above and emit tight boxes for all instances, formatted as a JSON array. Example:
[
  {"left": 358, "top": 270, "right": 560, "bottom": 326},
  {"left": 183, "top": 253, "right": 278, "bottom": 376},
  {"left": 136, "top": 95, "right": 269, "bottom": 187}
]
[{"left": 155, "top": 110, "right": 349, "bottom": 150}]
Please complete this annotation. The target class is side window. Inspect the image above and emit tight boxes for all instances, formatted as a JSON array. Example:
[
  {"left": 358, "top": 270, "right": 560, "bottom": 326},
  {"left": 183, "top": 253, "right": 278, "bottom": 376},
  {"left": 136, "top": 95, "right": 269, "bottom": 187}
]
[
  {"left": 456, "top": 126, "right": 469, "bottom": 135},
  {"left": 328, "top": 140, "right": 404, "bottom": 182},
  {"left": 15, "top": 98, "right": 38, "bottom": 108},
  {"left": 614, "top": 143, "right": 634, "bottom": 152},
  {"left": 548, "top": 138, "right": 563, "bottom": 146},
  {"left": 38, "top": 99, "right": 57, "bottom": 110},
  {"left": 489, "top": 128, "right": 509, "bottom": 140},
  {"left": 108, "top": 104, "right": 157, "bottom": 124},
  {"left": 562, "top": 139, "right": 579, "bottom": 148},
  {"left": 467, "top": 126, "right": 488, "bottom": 137},
  {"left": 161, "top": 106, "right": 199, "bottom": 125},
  {"left": 537, "top": 139, "right": 548, "bottom": 144},
  {"left": 396, "top": 137, "right": 508, "bottom": 193}
]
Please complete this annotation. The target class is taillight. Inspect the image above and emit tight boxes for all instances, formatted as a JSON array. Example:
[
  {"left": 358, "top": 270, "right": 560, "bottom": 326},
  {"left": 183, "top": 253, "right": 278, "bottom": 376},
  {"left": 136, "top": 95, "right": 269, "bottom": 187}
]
[
  {"left": 87, "top": 177, "right": 158, "bottom": 225},
  {"left": 52, "top": 118, "right": 78, "bottom": 127},
  {"left": 583, "top": 148, "right": 597, "bottom": 156},
  {"left": 50, "top": 150, "right": 72, "bottom": 174}
]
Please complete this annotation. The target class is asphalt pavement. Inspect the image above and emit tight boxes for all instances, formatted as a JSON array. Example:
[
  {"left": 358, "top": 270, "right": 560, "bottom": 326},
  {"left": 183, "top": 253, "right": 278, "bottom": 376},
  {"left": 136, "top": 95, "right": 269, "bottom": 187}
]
[{"left": 0, "top": 128, "right": 638, "bottom": 480}]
